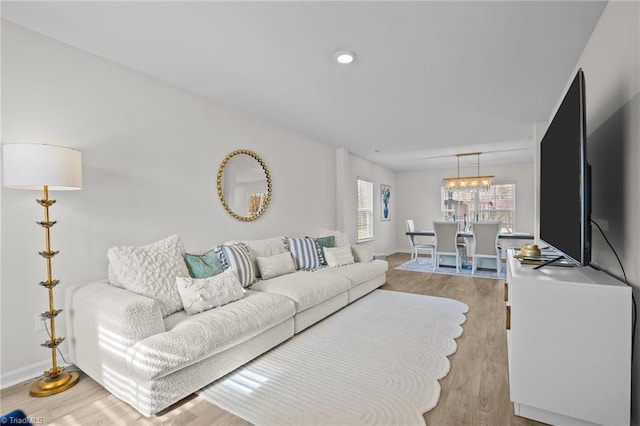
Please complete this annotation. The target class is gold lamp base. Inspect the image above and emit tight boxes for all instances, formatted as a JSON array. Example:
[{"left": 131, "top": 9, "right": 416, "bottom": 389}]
[{"left": 29, "top": 370, "right": 79, "bottom": 397}]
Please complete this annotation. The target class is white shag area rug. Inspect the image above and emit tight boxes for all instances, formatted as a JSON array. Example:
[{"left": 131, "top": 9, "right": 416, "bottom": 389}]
[{"left": 198, "top": 289, "right": 469, "bottom": 426}]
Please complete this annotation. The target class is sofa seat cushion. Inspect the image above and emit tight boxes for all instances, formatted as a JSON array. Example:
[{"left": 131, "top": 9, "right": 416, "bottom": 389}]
[
  {"left": 126, "top": 290, "right": 295, "bottom": 381},
  {"left": 251, "top": 271, "right": 351, "bottom": 312},
  {"left": 316, "top": 259, "right": 389, "bottom": 287}
]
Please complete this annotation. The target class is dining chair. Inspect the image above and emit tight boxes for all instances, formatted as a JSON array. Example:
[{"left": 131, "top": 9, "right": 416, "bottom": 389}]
[
  {"left": 470, "top": 221, "right": 502, "bottom": 274},
  {"left": 433, "top": 221, "right": 467, "bottom": 272},
  {"left": 406, "top": 220, "right": 435, "bottom": 267}
]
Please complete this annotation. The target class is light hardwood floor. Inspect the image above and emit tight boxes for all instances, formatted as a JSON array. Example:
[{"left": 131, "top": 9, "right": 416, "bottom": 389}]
[{"left": 1, "top": 253, "right": 544, "bottom": 425}]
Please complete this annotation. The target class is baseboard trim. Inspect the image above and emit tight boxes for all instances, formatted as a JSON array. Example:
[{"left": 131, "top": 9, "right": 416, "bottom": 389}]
[{"left": 0, "top": 360, "right": 76, "bottom": 389}]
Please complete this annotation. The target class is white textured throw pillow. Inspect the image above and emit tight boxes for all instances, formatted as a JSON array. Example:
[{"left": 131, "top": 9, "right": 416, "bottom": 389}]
[
  {"left": 107, "top": 263, "right": 124, "bottom": 288},
  {"left": 324, "top": 245, "right": 355, "bottom": 267},
  {"left": 175, "top": 269, "right": 245, "bottom": 315},
  {"left": 257, "top": 252, "right": 296, "bottom": 280},
  {"left": 107, "top": 234, "right": 189, "bottom": 317}
]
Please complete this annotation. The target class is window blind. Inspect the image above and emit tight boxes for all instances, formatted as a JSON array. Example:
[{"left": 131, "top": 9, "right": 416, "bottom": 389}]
[{"left": 357, "top": 178, "right": 374, "bottom": 240}]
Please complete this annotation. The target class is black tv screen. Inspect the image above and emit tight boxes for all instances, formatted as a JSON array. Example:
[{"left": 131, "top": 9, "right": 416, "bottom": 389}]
[{"left": 539, "top": 69, "right": 591, "bottom": 266}]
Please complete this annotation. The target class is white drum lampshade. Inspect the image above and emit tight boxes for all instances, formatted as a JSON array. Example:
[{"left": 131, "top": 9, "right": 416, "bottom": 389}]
[{"left": 2, "top": 144, "right": 82, "bottom": 190}]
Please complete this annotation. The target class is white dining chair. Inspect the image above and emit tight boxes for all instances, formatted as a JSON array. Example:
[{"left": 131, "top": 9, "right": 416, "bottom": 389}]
[
  {"left": 433, "top": 221, "right": 467, "bottom": 272},
  {"left": 470, "top": 221, "right": 502, "bottom": 274},
  {"left": 406, "top": 220, "right": 435, "bottom": 267}
]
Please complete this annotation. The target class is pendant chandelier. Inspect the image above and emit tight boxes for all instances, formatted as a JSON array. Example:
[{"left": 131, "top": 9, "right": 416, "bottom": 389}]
[{"left": 442, "top": 152, "right": 495, "bottom": 192}]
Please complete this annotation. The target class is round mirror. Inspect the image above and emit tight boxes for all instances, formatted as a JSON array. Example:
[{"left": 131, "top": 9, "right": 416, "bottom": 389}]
[{"left": 217, "top": 150, "right": 272, "bottom": 221}]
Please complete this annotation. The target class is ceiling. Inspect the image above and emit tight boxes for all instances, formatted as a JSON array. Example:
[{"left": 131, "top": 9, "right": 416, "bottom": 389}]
[{"left": 1, "top": 1, "right": 607, "bottom": 171}]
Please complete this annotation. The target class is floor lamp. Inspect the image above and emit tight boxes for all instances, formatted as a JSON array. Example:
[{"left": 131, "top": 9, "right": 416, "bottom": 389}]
[{"left": 2, "top": 143, "right": 82, "bottom": 397}]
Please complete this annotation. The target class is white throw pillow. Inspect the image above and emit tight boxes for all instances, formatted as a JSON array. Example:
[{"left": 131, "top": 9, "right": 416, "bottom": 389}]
[
  {"left": 175, "top": 269, "right": 245, "bottom": 315},
  {"left": 323, "top": 245, "right": 355, "bottom": 267},
  {"left": 107, "top": 263, "right": 124, "bottom": 288},
  {"left": 257, "top": 252, "right": 296, "bottom": 280},
  {"left": 107, "top": 234, "right": 189, "bottom": 317}
]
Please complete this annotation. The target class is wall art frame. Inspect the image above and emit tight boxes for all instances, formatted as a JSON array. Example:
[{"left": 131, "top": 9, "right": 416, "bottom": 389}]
[{"left": 381, "top": 184, "right": 391, "bottom": 221}]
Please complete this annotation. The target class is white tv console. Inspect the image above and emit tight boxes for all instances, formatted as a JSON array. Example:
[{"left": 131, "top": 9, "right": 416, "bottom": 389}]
[{"left": 506, "top": 249, "right": 632, "bottom": 426}]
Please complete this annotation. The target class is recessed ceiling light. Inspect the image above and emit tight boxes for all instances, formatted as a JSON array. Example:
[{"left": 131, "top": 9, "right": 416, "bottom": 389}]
[{"left": 335, "top": 51, "right": 356, "bottom": 65}]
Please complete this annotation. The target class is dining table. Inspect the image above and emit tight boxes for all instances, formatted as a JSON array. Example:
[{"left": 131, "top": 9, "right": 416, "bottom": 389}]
[{"left": 406, "top": 230, "right": 535, "bottom": 240}]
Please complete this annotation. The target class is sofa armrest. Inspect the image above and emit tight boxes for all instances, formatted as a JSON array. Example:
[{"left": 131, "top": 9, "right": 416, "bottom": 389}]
[
  {"left": 351, "top": 245, "right": 374, "bottom": 263},
  {"left": 65, "top": 280, "right": 165, "bottom": 364}
]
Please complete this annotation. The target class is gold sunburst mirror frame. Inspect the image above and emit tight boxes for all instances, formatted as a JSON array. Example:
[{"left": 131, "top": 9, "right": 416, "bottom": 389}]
[{"left": 217, "top": 149, "right": 272, "bottom": 221}]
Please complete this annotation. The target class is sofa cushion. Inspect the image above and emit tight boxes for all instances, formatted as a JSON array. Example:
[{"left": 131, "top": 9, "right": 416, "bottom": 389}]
[
  {"left": 127, "top": 290, "right": 295, "bottom": 380},
  {"left": 175, "top": 269, "right": 245, "bottom": 315},
  {"left": 241, "top": 236, "right": 287, "bottom": 259},
  {"left": 315, "top": 259, "right": 389, "bottom": 287},
  {"left": 251, "top": 271, "right": 351, "bottom": 312},
  {"left": 107, "top": 234, "right": 189, "bottom": 317},
  {"left": 351, "top": 245, "right": 374, "bottom": 263}
]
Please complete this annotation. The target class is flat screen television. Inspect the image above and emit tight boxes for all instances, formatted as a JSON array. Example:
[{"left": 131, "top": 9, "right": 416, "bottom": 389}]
[{"left": 539, "top": 69, "right": 591, "bottom": 266}]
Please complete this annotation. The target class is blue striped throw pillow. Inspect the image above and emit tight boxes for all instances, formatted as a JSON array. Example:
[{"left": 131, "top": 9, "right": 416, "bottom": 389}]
[
  {"left": 286, "top": 237, "right": 321, "bottom": 270},
  {"left": 218, "top": 243, "right": 256, "bottom": 288}
]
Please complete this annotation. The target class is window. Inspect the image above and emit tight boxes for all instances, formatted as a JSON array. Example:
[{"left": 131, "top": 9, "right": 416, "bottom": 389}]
[
  {"left": 357, "top": 178, "right": 374, "bottom": 241},
  {"left": 441, "top": 182, "right": 516, "bottom": 232}
]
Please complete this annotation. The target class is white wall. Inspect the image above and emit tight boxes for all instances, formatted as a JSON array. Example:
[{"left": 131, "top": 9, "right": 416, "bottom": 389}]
[
  {"left": 0, "top": 21, "right": 392, "bottom": 382},
  {"left": 395, "top": 161, "right": 535, "bottom": 251},
  {"left": 561, "top": 2, "right": 639, "bottom": 423},
  {"left": 338, "top": 152, "right": 397, "bottom": 255}
]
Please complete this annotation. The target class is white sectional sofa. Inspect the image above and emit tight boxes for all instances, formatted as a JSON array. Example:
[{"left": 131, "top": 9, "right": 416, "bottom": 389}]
[
  {"left": 240, "top": 235, "right": 387, "bottom": 333},
  {"left": 65, "top": 230, "right": 388, "bottom": 416}
]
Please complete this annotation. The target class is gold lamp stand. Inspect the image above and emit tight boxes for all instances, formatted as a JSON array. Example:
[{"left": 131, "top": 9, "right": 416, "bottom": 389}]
[
  {"left": 29, "top": 185, "right": 79, "bottom": 397},
  {"left": 2, "top": 143, "right": 83, "bottom": 397}
]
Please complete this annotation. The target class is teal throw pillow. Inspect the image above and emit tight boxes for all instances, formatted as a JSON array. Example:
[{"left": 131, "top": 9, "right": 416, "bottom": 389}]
[
  {"left": 314, "top": 235, "right": 336, "bottom": 266},
  {"left": 183, "top": 249, "right": 225, "bottom": 279}
]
